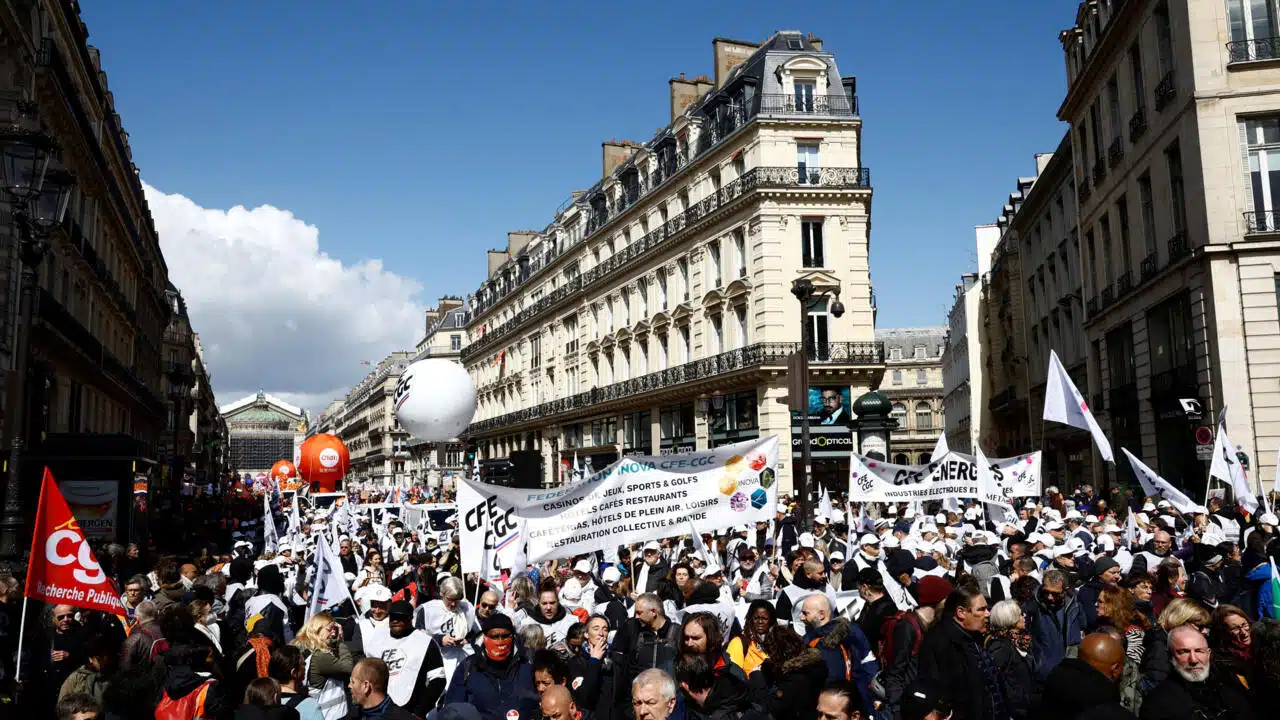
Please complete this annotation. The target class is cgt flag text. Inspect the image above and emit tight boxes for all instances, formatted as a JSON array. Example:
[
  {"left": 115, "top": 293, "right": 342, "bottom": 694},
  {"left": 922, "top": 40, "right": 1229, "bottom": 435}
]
[{"left": 24, "top": 468, "right": 124, "bottom": 614}]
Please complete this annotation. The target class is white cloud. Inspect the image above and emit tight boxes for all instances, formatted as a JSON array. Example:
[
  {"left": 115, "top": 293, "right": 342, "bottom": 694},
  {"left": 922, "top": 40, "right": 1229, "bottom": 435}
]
[{"left": 144, "top": 184, "right": 425, "bottom": 416}]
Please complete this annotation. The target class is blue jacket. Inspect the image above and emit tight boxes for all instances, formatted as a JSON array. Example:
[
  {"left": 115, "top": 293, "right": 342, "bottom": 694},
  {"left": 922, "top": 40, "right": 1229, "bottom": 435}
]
[
  {"left": 1023, "top": 593, "right": 1083, "bottom": 682},
  {"left": 443, "top": 653, "right": 539, "bottom": 720},
  {"left": 1247, "top": 563, "right": 1276, "bottom": 619},
  {"left": 803, "top": 618, "right": 878, "bottom": 717}
]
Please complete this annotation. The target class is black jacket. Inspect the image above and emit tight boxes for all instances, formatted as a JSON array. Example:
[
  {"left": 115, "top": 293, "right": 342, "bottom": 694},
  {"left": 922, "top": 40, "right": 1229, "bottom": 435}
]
[
  {"left": 1035, "top": 657, "right": 1122, "bottom": 720},
  {"left": 917, "top": 619, "right": 999, "bottom": 720},
  {"left": 592, "top": 586, "right": 630, "bottom": 632},
  {"left": 1138, "top": 670, "right": 1255, "bottom": 720},
  {"left": 753, "top": 647, "right": 827, "bottom": 720},
  {"left": 684, "top": 668, "right": 770, "bottom": 720},
  {"left": 986, "top": 636, "right": 1036, "bottom": 720},
  {"left": 632, "top": 557, "right": 671, "bottom": 594},
  {"left": 235, "top": 706, "right": 301, "bottom": 720},
  {"left": 344, "top": 697, "right": 419, "bottom": 720},
  {"left": 856, "top": 594, "right": 897, "bottom": 652}
]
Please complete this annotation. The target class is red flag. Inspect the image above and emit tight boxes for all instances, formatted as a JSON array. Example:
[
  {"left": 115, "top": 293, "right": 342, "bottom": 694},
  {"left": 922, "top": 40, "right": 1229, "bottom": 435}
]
[{"left": 23, "top": 468, "right": 124, "bottom": 614}]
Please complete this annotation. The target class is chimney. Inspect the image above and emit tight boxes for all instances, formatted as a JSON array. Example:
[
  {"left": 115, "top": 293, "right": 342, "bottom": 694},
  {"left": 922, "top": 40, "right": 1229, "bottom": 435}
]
[
  {"left": 602, "top": 138, "right": 636, "bottom": 178},
  {"left": 670, "top": 73, "right": 699, "bottom": 121},
  {"left": 694, "top": 75, "right": 714, "bottom": 101},
  {"left": 808, "top": 33, "right": 823, "bottom": 51},
  {"left": 507, "top": 231, "right": 537, "bottom": 256},
  {"left": 712, "top": 38, "right": 759, "bottom": 89},
  {"left": 486, "top": 250, "right": 510, "bottom": 279}
]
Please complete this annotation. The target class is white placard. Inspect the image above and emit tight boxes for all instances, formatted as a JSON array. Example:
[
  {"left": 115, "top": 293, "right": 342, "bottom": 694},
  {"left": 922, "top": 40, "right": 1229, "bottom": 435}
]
[
  {"left": 848, "top": 450, "right": 1041, "bottom": 502},
  {"left": 460, "top": 437, "right": 779, "bottom": 566}
]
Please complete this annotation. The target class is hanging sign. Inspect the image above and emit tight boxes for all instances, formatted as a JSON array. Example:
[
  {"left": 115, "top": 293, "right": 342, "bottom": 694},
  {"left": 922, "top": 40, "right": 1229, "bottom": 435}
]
[{"left": 848, "top": 450, "right": 1041, "bottom": 502}]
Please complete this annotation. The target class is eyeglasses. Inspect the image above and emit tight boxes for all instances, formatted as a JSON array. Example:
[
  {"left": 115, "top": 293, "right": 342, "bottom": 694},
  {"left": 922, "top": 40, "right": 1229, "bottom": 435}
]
[
  {"left": 479, "top": 602, "right": 497, "bottom": 609},
  {"left": 1227, "top": 623, "right": 1250, "bottom": 636},
  {"left": 55, "top": 614, "right": 74, "bottom": 620}
]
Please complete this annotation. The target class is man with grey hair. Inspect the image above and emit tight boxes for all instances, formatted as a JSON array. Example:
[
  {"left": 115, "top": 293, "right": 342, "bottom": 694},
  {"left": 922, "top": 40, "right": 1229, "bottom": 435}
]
[
  {"left": 1139, "top": 625, "right": 1254, "bottom": 719},
  {"left": 631, "top": 669, "right": 676, "bottom": 720},
  {"left": 415, "top": 576, "right": 474, "bottom": 682},
  {"left": 119, "top": 601, "right": 162, "bottom": 669},
  {"left": 614, "top": 593, "right": 679, "bottom": 699}
]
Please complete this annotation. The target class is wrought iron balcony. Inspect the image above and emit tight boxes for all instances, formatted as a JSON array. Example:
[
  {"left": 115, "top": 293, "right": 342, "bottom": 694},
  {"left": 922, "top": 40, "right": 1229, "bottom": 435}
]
[
  {"left": 1155, "top": 70, "right": 1177, "bottom": 111},
  {"left": 1245, "top": 210, "right": 1280, "bottom": 234},
  {"left": 461, "top": 166, "right": 871, "bottom": 361},
  {"left": 1092, "top": 161, "right": 1107, "bottom": 185},
  {"left": 1086, "top": 296, "right": 1099, "bottom": 316},
  {"left": 1108, "top": 137, "right": 1124, "bottom": 169},
  {"left": 1227, "top": 37, "right": 1280, "bottom": 64},
  {"left": 1151, "top": 363, "right": 1198, "bottom": 397},
  {"left": 760, "top": 94, "right": 858, "bottom": 116},
  {"left": 1129, "top": 107, "right": 1148, "bottom": 142},
  {"left": 1168, "top": 230, "right": 1190, "bottom": 262},
  {"left": 1116, "top": 270, "right": 1133, "bottom": 296},
  {"left": 988, "top": 387, "right": 1017, "bottom": 413},
  {"left": 1078, "top": 177, "right": 1092, "bottom": 204},
  {"left": 1140, "top": 251, "right": 1158, "bottom": 280},
  {"left": 1100, "top": 284, "right": 1116, "bottom": 307},
  {"left": 465, "top": 340, "right": 884, "bottom": 435}
]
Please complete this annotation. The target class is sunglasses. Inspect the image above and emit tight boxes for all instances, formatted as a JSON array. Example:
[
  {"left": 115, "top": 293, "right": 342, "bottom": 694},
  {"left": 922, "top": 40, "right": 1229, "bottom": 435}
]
[
  {"left": 56, "top": 614, "right": 74, "bottom": 620},
  {"left": 479, "top": 602, "right": 498, "bottom": 609}
]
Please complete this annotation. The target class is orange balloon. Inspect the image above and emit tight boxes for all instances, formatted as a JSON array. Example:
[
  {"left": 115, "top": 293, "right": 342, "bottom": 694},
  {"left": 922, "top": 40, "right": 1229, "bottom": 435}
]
[
  {"left": 270, "top": 460, "right": 299, "bottom": 490},
  {"left": 298, "top": 433, "right": 349, "bottom": 492}
]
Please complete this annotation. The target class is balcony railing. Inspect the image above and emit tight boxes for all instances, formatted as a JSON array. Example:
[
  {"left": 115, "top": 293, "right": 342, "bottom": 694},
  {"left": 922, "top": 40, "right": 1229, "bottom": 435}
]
[
  {"left": 1086, "top": 296, "right": 1099, "bottom": 316},
  {"left": 1227, "top": 37, "right": 1280, "bottom": 64},
  {"left": 1092, "top": 161, "right": 1107, "bottom": 185},
  {"left": 1151, "top": 363, "right": 1198, "bottom": 397},
  {"left": 1245, "top": 210, "right": 1280, "bottom": 233},
  {"left": 461, "top": 166, "right": 871, "bottom": 361},
  {"left": 1140, "top": 251, "right": 1158, "bottom": 280},
  {"left": 465, "top": 340, "right": 884, "bottom": 435},
  {"left": 988, "top": 387, "right": 1017, "bottom": 413},
  {"left": 1168, "top": 230, "right": 1190, "bottom": 262},
  {"left": 1078, "top": 177, "right": 1092, "bottom": 204},
  {"left": 1108, "top": 137, "right": 1124, "bottom": 168},
  {"left": 1100, "top": 284, "right": 1116, "bottom": 307},
  {"left": 760, "top": 94, "right": 858, "bottom": 116},
  {"left": 1129, "top": 107, "right": 1148, "bottom": 142},
  {"left": 1155, "top": 70, "right": 1177, "bottom": 111}
]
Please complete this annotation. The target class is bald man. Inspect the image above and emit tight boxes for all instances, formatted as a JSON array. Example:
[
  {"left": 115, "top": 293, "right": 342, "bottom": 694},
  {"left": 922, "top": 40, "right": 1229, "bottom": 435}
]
[
  {"left": 541, "top": 685, "right": 584, "bottom": 720},
  {"left": 799, "top": 594, "right": 877, "bottom": 717},
  {"left": 1036, "top": 633, "right": 1128, "bottom": 719}
]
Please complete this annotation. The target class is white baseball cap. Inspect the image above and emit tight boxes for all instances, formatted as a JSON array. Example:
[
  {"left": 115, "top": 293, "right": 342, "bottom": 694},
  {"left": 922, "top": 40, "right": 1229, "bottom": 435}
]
[
  {"left": 1157, "top": 500, "right": 1172, "bottom": 509},
  {"left": 1143, "top": 501, "right": 1156, "bottom": 512},
  {"left": 830, "top": 551, "right": 845, "bottom": 561},
  {"left": 643, "top": 541, "right": 661, "bottom": 552},
  {"left": 601, "top": 566, "right": 622, "bottom": 584},
  {"left": 798, "top": 532, "right": 816, "bottom": 548},
  {"left": 1047, "top": 486, "right": 1060, "bottom": 494},
  {"left": 573, "top": 560, "right": 593, "bottom": 574},
  {"left": 1261, "top": 512, "right": 1280, "bottom": 525},
  {"left": 1045, "top": 520, "right": 1065, "bottom": 531},
  {"left": 859, "top": 533, "right": 881, "bottom": 546},
  {"left": 699, "top": 564, "right": 724, "bottom": 579},
  {"left": 830, "top": 510, "right": 845, "bottom": 524},
  {"left": 1065, "top": 510, "right": 1083, "bottom": 520},
  {"left": 881, "top": 535, "right": 901, "bottom": 549},
  {"left": 1085, "top": 514, "right": 1099, "bottom": 524},
  {"left": 776, "top": 503, "right": 790, "bottom": 513}
]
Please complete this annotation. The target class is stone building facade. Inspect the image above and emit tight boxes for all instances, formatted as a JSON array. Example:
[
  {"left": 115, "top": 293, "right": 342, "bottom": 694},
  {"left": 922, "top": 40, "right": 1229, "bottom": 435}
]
[
  {"left": 334, "top": 351, "right": 414, "bottom": 486},
  {"left": 221, "top": 392, "right": 307, "bottom": 481},
  {"left": 877, "top": 327, "right": 945, "bottom": 464},
  {"left": 459, "top": 32, "right": 883, "bottom": 491}
]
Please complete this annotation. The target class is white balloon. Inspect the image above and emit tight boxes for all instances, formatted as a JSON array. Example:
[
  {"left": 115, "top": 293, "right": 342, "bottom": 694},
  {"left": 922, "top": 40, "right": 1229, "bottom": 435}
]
[{"left": 394, "top": 359, "right": 477, "bottom": 442}]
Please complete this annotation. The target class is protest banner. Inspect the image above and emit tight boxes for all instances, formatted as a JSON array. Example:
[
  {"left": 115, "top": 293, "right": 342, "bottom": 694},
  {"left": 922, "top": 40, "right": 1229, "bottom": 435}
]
[
  {"left": 460, "top": 436, "right": 779, "bottom": 565},
  {"left": 848, "top": 450, "right": 1041, "bottom": 502}
]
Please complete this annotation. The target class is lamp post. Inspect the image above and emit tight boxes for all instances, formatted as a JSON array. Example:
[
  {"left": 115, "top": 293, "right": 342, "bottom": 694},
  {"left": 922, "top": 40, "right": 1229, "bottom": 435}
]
[
  {"left": 0, "top": 110, "right": 75, "bottom": 572},
  {"left": 790, "top": 278, "right": 843, "bottom": 531}
]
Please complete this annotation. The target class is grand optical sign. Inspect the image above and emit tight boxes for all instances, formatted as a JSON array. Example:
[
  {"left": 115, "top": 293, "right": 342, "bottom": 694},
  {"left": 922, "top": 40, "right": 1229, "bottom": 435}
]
[{"left": 848, "top": 450, "right": 1041, "bottom": 502}]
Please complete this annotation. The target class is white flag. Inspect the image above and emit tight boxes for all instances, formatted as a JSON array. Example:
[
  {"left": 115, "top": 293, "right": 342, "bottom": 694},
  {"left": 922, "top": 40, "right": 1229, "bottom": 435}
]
[
  {"left": 931, "top": 433, "right": 950, "bottom": 461},
  {"left": 688, "top": 519, "right": 714, "bottom": 567},
  {"left": 1210, "top": 418, "right": 1258, "bottom": 514},
  {"left": 1043, "top": 349, "right": 1114, "bottom": 462},
  {"left": 818, "top": 489, "right": 833, "bottom": 521},
  {"left": 308, "top": 533, "right": 353, "bottom": 619},
  {"left": 977, "top": 447, "right": 1018, "bottom": 525},
  {"left": 288, "top": 493, "right": 302, "bottom": 539},
  {"left": 1123, "top": 509, "right": 1139, "bottom": 548},
  {"left": 1122, "top": 447, "right": 1197, "bottom": 514},
  {"left": 262, "top": 491, "right": 279, "bottom": 554},
  {"left": 573, "top": 451, "right": 582, "bottom": 482}
]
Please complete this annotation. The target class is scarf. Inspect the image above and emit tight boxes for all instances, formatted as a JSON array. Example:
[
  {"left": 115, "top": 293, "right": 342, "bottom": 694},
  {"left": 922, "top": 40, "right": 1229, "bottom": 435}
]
[
  {"left": 987, "top": 627, "right": 1031, "bottom": 655},
  {"left": 967, "top": 630, "right": 1008, "bottom": 720},
  {"left": 1223, "top": 636, "right": 1253, "bottom": 667},
  {"left": 249, "top": 636, "right": 273, "bottom": 678}
]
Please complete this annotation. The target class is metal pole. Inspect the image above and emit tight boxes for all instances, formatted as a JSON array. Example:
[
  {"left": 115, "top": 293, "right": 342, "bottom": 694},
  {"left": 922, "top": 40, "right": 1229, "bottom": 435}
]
[
  {"left": 798, "top": 298, "right": 813, "bottom": 532},
  {"left": 0, "top": 231, "right": 42, "bottom": 572}
]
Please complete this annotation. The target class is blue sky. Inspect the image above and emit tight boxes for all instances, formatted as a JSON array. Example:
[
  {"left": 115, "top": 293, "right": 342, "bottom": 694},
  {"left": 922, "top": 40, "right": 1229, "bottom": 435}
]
[{"left": 78, "top": 1, "right": 1079, "bottom": 407}]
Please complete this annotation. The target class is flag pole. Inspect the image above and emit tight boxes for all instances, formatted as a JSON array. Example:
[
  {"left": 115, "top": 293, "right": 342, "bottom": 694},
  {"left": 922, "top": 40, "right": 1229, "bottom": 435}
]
[{"left": 13, "top": 597, "right": 28, "bottom": 683}]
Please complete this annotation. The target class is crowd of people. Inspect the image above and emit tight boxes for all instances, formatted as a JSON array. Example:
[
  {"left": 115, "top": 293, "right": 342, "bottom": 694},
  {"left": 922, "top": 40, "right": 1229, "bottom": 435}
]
[{"left": 2, "top": 483, "right": 1280, "bottom": 720}]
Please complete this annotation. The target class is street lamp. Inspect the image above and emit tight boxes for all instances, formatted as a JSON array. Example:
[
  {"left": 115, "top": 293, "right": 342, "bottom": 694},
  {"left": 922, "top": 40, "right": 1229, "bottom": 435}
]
[
  {"left": 790, "top": 277, "right": 843, "bottom": 531},
  {"left": 0, "top": 111, "right": 75, "bottom": 572}
]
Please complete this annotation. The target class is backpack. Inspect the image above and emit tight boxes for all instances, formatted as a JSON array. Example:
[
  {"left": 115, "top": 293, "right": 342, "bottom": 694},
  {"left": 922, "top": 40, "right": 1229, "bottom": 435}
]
[
  {"left": 808, "top": 636, "right": 852, "bottom": 681},
  {"left": 877, "top": 611, "right": 922, "bottom": 666},
  {"left": 154, "top": 678, "right": 213, "bottom": 720}
]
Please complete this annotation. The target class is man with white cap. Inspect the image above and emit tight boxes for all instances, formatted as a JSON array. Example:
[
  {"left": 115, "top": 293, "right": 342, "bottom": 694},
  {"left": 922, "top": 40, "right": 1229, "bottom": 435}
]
[
  {"left": 568, "top": 559, "right": 598, "bottom": 614},
  {"left": 845, "top": 532, "right": 882, "bottom": 585},
  {"left": 632, "top": 541, "right": 670, "bottom": 598},
  {"left": 775, "top": 501, "right": 800, "bottom": 556},
  {"left": 592, "top": 566, "right": 629, "bottom": 629}
]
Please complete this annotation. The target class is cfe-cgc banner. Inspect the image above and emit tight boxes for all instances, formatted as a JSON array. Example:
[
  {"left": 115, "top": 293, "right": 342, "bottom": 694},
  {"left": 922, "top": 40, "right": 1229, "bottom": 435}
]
[
  {"left": 848, "top": 450, "right": 1041, "bottom": 503},
  {"left": 460, "top": 436, "right": 780, "bottom": 566}
]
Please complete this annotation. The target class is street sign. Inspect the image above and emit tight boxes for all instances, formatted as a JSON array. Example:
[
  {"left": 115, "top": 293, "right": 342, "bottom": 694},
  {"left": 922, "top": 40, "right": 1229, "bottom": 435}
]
[
  {"left": 1196, "top": 445, "right": 1214, "bottom": 461},
  {"left": 1195, "top": 427, "right": 1213, "bottom": 445}
]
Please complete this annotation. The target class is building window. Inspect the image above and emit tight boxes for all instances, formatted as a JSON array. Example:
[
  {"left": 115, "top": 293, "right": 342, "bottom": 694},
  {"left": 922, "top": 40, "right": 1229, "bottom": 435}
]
[
  {"left": 916, "top": 368, "right": 927, "bottom": 385},
  {"left": 638, "top": 342, "right": 648, "bottom": 375},
  {"left": 710, "top": 314, "right": 723, "bottom": 354},
  {"left": 892, "top": 369, "right": 903, "bottom": 386},
  {"left": 794, "top": 80, "right": 816, "bottom": 111},
  {"left": 1246, "top": 118, "right": 1280, "bottom": 221},
  {"left": 734, "top": 229, "right": 747, "bottom": 278},
  {"left": 1116, "top": 195, "right": 1133, "bottom": 275},
  {"left": 637, "top": 278, "right": 648, "bottom": 317},
  {"left": 1155, "top": 2, "right": 1175, "bottom": 75},
  {"left": 623, "top": 292, "right": 632, "bottom": 326},
  {"left": 734, "top": 305, "right": 748, "bottom": 348},
  {"left": 678, "top": 257, "right": 690, "bottom": 300},
  {"left": 1138, "top": 173, "right": 1158, "bottom": 257},
  {"left": 1129, "top": 42, "right": 1146, "bottom": 105},
  {"left": 450, "top": 334, "right": 462, "bottom": 351},
  {"left": 1166, "top": 140, "right": 1187, "bottom": 233},
  {"left": 1107, "top": 75, "right": 1122, "bottom": 141},
  {"left": 889, "top": 346, "right": 902, "bottom": 361},
  {"left": 658, "top": 272, "right": 669, "bottom": 310},
  {"left": 679, "top": 325, "right": 691, "bottom": 363},
  {"left": 890, "top": 402, "right": 907, "bottom": 426},
  {"left": 797, "top": 142, "right": 820, "bottom": 184},
  {"left": 801, "top": 218, "right": 825, "bottom": 268},
  {"left": 913, "top": 345, "right": 926, "bottom": 359},
  {"left": 707, "top": 241, "right": 722, "bottom": 289},
  {"left": 808, "top": 298, "right": 830, "bottom": 359},
  {"left": 529, "top": 335, "right": 542, "bottom": 369},
  {"left": 1229, "top": 0, "right": 1279, "bottom": 50},
  {"left": 915, "top": 402, "right": 933, "bottom": 430},
  {"left": 658, "top": 334, "right": 669, "bottom": 369}
]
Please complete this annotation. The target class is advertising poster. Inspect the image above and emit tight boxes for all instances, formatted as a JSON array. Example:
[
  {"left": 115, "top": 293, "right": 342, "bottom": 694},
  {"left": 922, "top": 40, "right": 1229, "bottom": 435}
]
[{"left": 58, "top": 480, "right": 120, "bottom": 540}]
